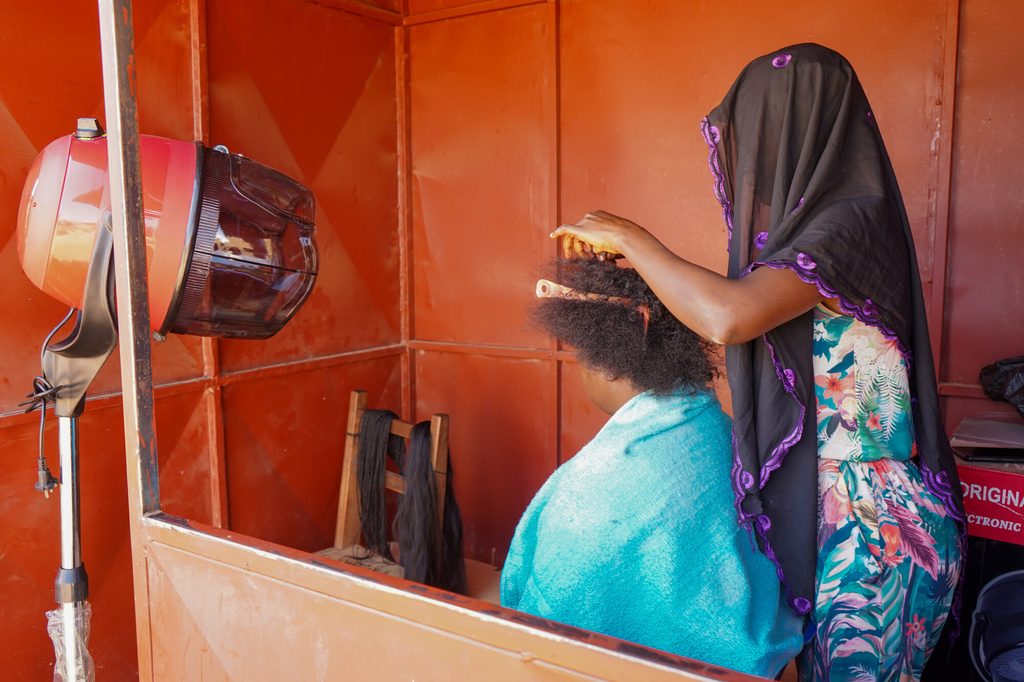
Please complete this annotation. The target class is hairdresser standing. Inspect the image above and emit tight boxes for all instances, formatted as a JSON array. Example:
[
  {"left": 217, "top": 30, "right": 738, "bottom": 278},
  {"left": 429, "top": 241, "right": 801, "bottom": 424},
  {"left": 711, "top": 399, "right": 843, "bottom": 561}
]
[{"left": 552, "top": 44, "right": 964, "bottom": 681}]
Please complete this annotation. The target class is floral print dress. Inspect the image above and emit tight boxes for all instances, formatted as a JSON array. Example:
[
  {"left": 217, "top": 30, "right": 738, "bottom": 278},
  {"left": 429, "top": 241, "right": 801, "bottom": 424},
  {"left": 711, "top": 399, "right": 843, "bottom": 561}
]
[{"left": 802, "top": 304, "right": 962, "bottom": 681}]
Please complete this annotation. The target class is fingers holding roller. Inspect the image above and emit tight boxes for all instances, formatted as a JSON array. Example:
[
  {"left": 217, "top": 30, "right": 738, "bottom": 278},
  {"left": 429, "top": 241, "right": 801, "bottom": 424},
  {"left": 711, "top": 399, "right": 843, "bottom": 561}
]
[
  {"left": 556, "top": 230, "right": 596, "bottom": 261},
  {"left": 574, "top": 236, "right": 592, "bottom": 258},
  {"left": 562, "top": 233, "right": 573, "bottom": 260},
  {"left": 550, "top": 212, "right": 637, "bottom": 260}
]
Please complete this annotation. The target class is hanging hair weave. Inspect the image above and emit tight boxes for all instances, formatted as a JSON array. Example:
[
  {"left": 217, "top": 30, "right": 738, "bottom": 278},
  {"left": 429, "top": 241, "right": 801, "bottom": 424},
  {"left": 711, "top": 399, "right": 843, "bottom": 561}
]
[
  {"left": 356, "top": 409, "right": 404, "bottom": 561},
  {"left": 394, "top": 422, "right": 439, "bottom": 585},
  {"left": 355, "top": 410, "right": 466, "bottom": 594},
  {"left": 438, "top": 459, "right": 467, "bottom": 594}
]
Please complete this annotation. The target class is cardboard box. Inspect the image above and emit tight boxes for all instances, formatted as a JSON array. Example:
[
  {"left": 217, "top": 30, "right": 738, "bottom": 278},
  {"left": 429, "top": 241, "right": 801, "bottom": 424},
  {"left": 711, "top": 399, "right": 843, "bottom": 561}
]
[{"left": 958, "top": 457, "right": 1024, "bottom": 546}]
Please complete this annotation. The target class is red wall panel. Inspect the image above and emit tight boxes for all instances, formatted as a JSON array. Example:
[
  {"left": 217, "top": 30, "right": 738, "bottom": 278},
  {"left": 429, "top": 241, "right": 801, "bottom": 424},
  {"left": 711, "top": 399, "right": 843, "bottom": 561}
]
[
  {"left": 409, "top": 4, "right": 554, "bottom": 348},
  {"left": 0, "top": 392, "right": 218, "bottom": 680},
  {"left": 354, "top": 0, "right": 404, "bottom": 11},
  {"left": 407, "top": 0, "right": 481, "bottom": 15},
  {"left": 223, "top": 356, "right": 403, "bottom": 551},
  {"left": 415, "top": 350, "right": 555, "bottom": 563},
  {"left": 158, "top": 391, "right": 219, "bottom": 524},
  {"left": 943, "top": 0, "right": 1024, "bottom": 385},
  {"left": 0, "top": 410, "right": 136, "bottom": 680},
  {"left": 206, "top": 0, "right": 402, "bottom": 374},
  {"left": 205, "top": 0, "right": 407, "bottom": 572}
]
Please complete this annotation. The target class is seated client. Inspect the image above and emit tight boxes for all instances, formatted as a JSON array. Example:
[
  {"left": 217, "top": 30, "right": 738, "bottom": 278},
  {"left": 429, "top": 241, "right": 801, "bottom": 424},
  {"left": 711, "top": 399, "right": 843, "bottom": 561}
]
[{"left": 499, "top": 260, "right": 803, "bottom": 677}]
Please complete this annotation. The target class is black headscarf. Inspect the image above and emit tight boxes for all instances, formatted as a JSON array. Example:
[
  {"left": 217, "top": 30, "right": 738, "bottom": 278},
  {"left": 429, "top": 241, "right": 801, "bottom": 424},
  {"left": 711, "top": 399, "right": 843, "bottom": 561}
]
[{"left": 701, "top": 43, "right": 965, "bottom": 616}]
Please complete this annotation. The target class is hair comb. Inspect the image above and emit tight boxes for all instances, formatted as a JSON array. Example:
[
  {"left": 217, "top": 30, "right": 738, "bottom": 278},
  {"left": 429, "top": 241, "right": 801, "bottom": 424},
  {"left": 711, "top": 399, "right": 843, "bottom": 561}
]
[{"left": 535, "top": 279, "right": 650, "bottom": 333}]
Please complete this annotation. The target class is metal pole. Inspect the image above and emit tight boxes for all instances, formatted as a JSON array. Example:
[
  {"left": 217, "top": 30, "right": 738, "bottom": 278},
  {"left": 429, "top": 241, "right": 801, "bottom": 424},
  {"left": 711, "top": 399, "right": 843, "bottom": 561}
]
[
  {"left": 58, "top": 416, "right": 82, "bottom": 682},
  {"left": 97, "top": 0, "right": 160, "bottom": 675},
  {"left": 58, "top": 417, "right": 82, "bottom": 570},
  {"left": 96, "top": 0, "right": 160, "bottom": 508}
]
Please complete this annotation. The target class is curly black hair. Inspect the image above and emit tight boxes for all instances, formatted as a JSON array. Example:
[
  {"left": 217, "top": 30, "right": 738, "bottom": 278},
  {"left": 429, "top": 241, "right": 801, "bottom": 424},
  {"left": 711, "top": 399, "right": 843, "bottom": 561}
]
[{"left": 534, "top": 260, "right": 717, "bottom": 395}]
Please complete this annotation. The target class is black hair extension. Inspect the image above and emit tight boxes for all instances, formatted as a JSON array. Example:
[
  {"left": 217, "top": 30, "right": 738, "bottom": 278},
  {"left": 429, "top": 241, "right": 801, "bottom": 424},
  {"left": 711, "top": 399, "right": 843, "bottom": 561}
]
[
  {"left": 394, "top": 423, "right": 467, "bottom": 594},
  {"left": 356, "top": 410, "right": 466, "bottom": 594},
  {"left": 438, "top": 461, "right": 467, "bottom": 594},
  {"left": 394, "top": 422, "right": 438, "bottom": 585},
  {"left": 356, "top": 409, "right": 404, "bottom": 560}
]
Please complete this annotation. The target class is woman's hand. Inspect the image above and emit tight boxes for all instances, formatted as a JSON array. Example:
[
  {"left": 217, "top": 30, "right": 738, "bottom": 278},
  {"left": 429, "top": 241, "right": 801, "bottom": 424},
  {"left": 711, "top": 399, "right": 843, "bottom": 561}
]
[
  {"left": 550, "top": 211, "right": 648, "bottom": 261},
  {"left": 550, "top": 210, "right": 822, "bottom": 345}
]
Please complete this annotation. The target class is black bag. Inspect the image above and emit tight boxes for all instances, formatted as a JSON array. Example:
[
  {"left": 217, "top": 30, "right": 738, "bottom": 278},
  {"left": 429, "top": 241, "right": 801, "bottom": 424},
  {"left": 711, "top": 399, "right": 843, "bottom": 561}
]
[{"left": 980, "top": 356, "right": 1024, "bottom": 419}]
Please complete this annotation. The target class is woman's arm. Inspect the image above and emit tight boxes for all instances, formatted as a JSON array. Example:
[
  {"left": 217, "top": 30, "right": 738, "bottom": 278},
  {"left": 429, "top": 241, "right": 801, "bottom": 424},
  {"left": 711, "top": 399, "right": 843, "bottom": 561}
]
[{"left": 552, "top": 211, "right": 823, "bottom": 345}]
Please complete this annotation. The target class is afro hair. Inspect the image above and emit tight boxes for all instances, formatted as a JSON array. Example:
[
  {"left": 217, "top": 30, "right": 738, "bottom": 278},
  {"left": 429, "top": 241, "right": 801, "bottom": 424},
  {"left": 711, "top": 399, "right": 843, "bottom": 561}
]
[{"left": 534, "top": 259, "right": 717, "bottom": 395}]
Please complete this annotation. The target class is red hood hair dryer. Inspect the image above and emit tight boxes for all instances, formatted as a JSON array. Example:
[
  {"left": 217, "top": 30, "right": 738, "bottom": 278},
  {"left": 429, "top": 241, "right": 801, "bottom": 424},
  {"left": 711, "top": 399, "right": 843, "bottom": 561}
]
[
  {"left": 20, "top": 117, "right": 318, "bottom": 343},
  {"left": 17, "top": 117, "right": 318, "bottom": 680}
]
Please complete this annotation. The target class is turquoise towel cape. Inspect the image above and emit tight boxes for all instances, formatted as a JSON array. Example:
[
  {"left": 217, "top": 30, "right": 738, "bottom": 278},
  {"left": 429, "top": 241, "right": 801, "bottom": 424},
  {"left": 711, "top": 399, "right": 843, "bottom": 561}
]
[{"left": 500, "top": 390, "right": 803, "bottom": 677}]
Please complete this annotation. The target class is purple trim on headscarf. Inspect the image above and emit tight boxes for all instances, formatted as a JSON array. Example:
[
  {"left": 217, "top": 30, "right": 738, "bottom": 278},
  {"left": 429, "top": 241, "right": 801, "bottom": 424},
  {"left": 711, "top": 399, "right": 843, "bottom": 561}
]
[
  {"left": 920, "top": 463, "right": 966, "bottom": 526},
  {"left": 731, "top": 432, "right": 811, "bottom": 615},
  {"left": 772, "top": 53, "right": 793, "bottom": 69},
  {"left": 754, "top": 231, "right": 769, "bottom": 249},
  {"left": 727, "top": 343, "right": 809, "bottom": 612},
  {"left": 730, "top": 429, "right": 756, "bottom": 527},
  {"left": 752, "top": 514, "right": 812, "bottom": 615},
  {"left": 759, "top": 336, "right": 806, "bottom": 486},
  {"left": 700, "top": 117, "right": 734, "bottom": 251},
  {"left": 748, "top": 256, "right": 914, "bottom": 367}
]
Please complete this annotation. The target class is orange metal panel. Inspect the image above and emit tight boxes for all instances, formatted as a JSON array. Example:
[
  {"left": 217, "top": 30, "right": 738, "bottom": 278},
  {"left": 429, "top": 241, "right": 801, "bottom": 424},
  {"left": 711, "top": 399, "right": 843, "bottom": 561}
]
[
  {"left": 0, "top": 408, "right": 135, "bottom": 680},
  {"left": 132, "top": 0, "right": 202, "bottom": 140},
  {"left": 409, "top": 4, "right": 553, "bottom": 347},
  {"left": 157, "top": 391, "right": 218, "bottom": 525},
  {"left": 559, "top": 0, "right": 948, "bottom": 298},
  {"left": 943, "top": 0, "right": 1024, "bottom": 385},
  {"left": 414, "top": 350, "right": 555, "bottom": 564},
  {"left": 222, "top": 356, "right": 403, "bottom": 551},
  {"left": 143, "top": 518, "right": 751, "bottom": 681},
  {"left": 0, "top": 391, "right": 210, "bottom": 680},
  {"left": 2, "top": 0, "right": 1018, "bottom": 677},
  {"left": 942, "top": 395, "right": 1021, "bottom": 443},
  {"left": 406, "top": 0, "right": 547, "bottom": 23},
  {"left": 205, "top": 0, "right": 402, "bottom": 373},
  {"left": 407, "top": 0, "right": 480, "bottom": 15}
]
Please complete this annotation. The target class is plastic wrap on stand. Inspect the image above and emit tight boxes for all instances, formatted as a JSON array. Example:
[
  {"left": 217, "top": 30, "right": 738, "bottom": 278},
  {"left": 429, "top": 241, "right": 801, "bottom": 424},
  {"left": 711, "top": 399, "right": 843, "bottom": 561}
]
[{"left": 46, "top": 602, "right": 95, "bottom": 682}]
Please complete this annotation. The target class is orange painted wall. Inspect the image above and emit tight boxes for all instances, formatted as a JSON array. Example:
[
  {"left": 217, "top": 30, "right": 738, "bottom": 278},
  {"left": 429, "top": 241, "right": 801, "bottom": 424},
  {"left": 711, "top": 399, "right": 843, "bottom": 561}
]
[
  {"left": 941, "top": 0, "right": 1024, "bottom": 429},
  {"left": 1, "top": 0, "right": 1022, "bottom": 679},
  {"left": 204, "top": 0, "right": 404, "bottom": 552}
]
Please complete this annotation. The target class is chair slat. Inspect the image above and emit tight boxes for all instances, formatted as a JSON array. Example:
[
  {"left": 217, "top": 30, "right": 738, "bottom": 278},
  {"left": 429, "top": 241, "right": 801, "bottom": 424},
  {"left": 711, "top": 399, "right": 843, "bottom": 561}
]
[
  {"left": 384, "top": 470, "right": 407, "bottom": 494},
  {"left": 389, "top": 421, "right": 413, "bottom": 438}
]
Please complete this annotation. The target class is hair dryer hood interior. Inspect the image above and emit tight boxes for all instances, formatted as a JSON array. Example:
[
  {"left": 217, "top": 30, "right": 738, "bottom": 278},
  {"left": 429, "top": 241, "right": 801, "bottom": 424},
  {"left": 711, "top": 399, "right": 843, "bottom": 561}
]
[{"left": 17, "top": 119, "right": 318, "bottom": 339}]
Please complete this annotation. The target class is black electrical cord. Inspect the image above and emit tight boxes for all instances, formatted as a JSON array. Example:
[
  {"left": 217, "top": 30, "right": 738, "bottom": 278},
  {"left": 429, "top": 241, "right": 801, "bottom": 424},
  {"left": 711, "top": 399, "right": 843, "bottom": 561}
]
[{"left": 18, "top": 308, "right": 76, "bottom": 497}]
